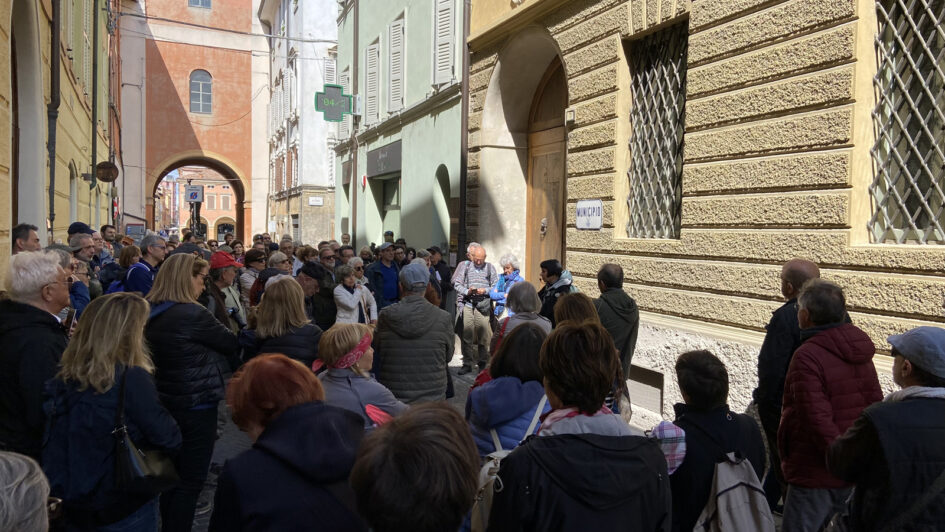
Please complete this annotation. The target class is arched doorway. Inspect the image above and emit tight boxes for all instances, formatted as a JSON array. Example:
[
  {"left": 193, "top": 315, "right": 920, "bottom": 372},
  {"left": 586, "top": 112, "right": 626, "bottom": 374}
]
[
  {"left": 11, "top": 0, "right": 47, "bottom": 230},
  {"left": 525, "top": 58, "right": 567, "bottom": 283},
  {"left": 150, "top": 158, "right": 247, "bottom": 241},
  {"left": 213, "top": 217, "right": 236, "bottom": 240}
]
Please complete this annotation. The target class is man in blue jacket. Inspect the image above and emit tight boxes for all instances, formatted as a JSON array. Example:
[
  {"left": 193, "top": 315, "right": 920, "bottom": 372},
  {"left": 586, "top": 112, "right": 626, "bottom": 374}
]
[
  {"left": 125, "top": 234, "right": 166, "bottom": 295},
  {"left": 364, "top": 242, "right": 401, "bottom": 309}
]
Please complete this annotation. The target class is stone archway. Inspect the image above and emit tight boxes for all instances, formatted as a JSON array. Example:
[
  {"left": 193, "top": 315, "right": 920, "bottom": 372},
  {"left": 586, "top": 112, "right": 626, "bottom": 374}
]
[
  {"left": 11, "top": 0, "right": 47, "bottom": 231},
  {"left": 148, "top": 152, "right": 251, "bottom": 240},
  {"left": 479, "top": 27, "right": 565, "bottom": 282}
]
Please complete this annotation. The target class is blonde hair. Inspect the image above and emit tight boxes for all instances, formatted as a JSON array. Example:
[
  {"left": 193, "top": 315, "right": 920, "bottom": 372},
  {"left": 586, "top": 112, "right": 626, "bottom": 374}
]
[
  {"left": 146, "top": 253, "right": 207, "bottom": 304},
  {"left": 57, "top": 293, "right": 154, "bottom": 393},
  {"left": 255, "top": 277, "right": 310, "bottom": 339},
  {"left": 318, "top": 323, "right": 373, "bottom": 378}
]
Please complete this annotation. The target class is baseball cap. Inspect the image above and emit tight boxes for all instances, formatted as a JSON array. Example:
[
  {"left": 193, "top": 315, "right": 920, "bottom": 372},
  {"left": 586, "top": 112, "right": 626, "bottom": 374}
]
[
  {"left": 888, "top": 326, "right": 945, "bottom": 379},
  {"left": 68, "top": 222, "right": 94, "bottom": 236},
  {"left": 378, "top": 242, "right": 393, "bottom": 251},
  {"left": 210, "top": 251, "right": 240, "bottom": 270},
  {"left": 400, "top": 263, "right": 430, "bottom": 289},
  {"left": 383, "top": 230, "right": 394, "bottom": 236}
]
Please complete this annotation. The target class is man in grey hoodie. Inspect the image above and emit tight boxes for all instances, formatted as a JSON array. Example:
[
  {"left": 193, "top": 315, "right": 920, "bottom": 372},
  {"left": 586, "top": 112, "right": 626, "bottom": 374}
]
[{"left": 593, "top": 264, "right": 639, "bottom": 379}]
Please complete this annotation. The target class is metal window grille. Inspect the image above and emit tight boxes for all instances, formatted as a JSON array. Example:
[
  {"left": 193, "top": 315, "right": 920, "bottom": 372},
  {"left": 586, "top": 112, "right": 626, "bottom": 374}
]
[
  {"left": 870, "top": 0, "right": 945, "bottom": 244},
  {"left": 626, "top": 22, "right": 688, "bottom": 239}
]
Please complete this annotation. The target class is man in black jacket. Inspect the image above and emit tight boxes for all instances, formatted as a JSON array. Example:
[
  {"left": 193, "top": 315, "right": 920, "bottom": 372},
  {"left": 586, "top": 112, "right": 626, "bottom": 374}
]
[
  {"left": 828, "top": 326, "right": 945, "bottom": 531},
  {"left": 428, "top": 246, "right": 453, "bottom": 313},
  {"left": 593, "top": 264, "right": 639, "bottom": 378},
  {"left": 752, "top": 258, "right": 819, "bottom": 506},
  {"left": 0, "top": 250, "right": 71, "bottom": 459}
]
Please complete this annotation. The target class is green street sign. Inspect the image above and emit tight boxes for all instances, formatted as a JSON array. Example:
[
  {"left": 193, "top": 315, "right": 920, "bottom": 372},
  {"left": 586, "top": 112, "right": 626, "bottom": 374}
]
[{"left": 315, "top": 84, "right": 353, "bottom": 122}]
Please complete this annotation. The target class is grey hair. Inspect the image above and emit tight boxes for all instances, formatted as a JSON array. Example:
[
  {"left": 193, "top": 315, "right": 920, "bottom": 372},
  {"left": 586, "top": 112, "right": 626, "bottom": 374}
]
[
  {"left": 415, "top": 249, "right": 431, "bottom": 259},
  {"left": 68, "top": 233, "right": 91, "bottom": 249},
  {"left": 7, "top": 251, "right": 64, "bottom": 304},
  {"left": 267, "top": 252, "right": 288, "bottom": 268},
  {"left": 467, "top": 242, "right": 483, "bottom": 253},
  {"left": 0, "top": 451, "right": 49, "bottom": 532},
  {"left": 410, "top": 258, "right": 427, "bottom": 266},
  {"left": 506, "top": 281, "right": 541, "bottom": 314},
  {"left": 499, "top": 254, "right": 520, "bottom": 270},
  {"left": 348, "top": 257, "right": 364, "bottom": 268},
  {"left": 265, "top": 274, "right": 293, "bottom": 289},
  {"left": 336, "top": 264, "right": 355, "bottom": 280},
  {"left": 140, "top": 234, "right": 166, "bottom": 258}
]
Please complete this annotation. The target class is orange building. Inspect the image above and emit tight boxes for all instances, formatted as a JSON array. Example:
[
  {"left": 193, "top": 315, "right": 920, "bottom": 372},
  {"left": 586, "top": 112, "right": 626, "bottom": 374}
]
[
  {"left": 175, "top": 166, "right": 238, "bottom": 239},
  {"left": 119, "top": 0, "right": 270, "bottom": 239}
]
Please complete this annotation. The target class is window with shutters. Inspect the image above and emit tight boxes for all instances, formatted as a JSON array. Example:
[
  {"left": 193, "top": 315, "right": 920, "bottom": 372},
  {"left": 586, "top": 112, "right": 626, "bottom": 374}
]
[
  {"left": 433, "top": 0, "right": 454, "bottom": 86},
  {"left": 365, "top": 41, "right": 380, "bottom": 125},
  {"left": 288, "top": 59, "right": 298, "bottom": 121},
  {"left": 292, "top": 148, "right": 299, "bottom": 188},
  {"left": 870, "top": 0, "right": 945, "bottom": 244},
  {"left": 222, "top": 195, "right": 231, "bottom": 211},
  {"left": 339, "top": 68, "right": 351, "bottom": 138},
  {"left": 63, "top": 0, "right": 74, "bottom": 65},
  {"left": 188, "top": 0, "right": 211, "bottom": 8},
  {"left": 626, "top": 22, "right": 688, "bottom": 239},
  {"left": 206, "top": 194, "right": 216, "bottom": 210},
  {"left": 325, "top": 58, "right": 337, "bottom": 85},
  {"left": 189, "top": 70, "right": 212, "bottom": 114},
  {"left": 388, "top": 17, "right": 405, "bottom": 113}
]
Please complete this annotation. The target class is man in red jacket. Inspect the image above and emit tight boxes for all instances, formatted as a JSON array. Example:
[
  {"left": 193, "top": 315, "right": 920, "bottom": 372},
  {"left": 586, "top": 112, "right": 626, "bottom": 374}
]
[{"left": 778, "top": 279, "right": 882, "bottom": 532}]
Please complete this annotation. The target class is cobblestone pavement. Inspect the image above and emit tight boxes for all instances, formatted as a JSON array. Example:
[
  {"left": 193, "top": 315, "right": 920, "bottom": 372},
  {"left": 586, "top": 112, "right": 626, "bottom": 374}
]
[{"left": 192, "top": 337, "right": 473, "bottom": 532}]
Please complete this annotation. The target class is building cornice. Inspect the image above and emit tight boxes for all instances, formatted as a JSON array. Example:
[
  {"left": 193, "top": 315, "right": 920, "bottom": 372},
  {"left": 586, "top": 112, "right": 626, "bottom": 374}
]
[
  {"left": 467, "top": 0, "right": 572, "bottom": 51},
  {"left": 334, "top": 82, "right": 462, "bottom": 154}
]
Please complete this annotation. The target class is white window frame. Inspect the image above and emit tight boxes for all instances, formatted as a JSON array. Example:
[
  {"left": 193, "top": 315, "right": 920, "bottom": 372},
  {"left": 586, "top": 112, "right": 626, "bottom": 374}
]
[
  {"left": 365, "top": 41, "right": 380, "bottom": 125},
  {"left": 189, "top": 70, "right": 212, "bottom": 114},
  {"left": 388, "top": 17, "right": 405, "bottom": 113},
  {"left": 432, "top": 0, "right": 455, "bottom": 86}
]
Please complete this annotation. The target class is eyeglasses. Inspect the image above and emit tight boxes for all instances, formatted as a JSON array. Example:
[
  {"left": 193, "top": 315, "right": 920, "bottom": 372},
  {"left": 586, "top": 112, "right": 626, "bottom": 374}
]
[
  {"left": 195, "top": 273, "right": 208, "bottom": 280},
  {"left": 354, "top": 266, "right": 364, "bottom": 271},
  {"left": 322, "top": 255, "right": 335, "bottom": 261},
  {"left": 281, "top": 260, "right": 291, "bottom": 264},
  {"left": 46, "top": 279, "right": 73, "bottom": 289}
]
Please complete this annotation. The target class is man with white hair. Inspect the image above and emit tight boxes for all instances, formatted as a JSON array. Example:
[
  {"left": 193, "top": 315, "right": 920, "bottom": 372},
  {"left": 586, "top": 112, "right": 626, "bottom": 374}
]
[
  {"left": 452, "top": 242, "right": 498, "bottom": 375},
  {"left": 0, "top": 251, "right": 71, "bottom": 459}
]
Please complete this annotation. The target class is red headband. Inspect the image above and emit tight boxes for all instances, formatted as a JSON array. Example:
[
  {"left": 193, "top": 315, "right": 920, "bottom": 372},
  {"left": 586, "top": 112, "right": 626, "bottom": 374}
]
[{"left": 312, "top": 332, "right": 372, "bottom": 373}]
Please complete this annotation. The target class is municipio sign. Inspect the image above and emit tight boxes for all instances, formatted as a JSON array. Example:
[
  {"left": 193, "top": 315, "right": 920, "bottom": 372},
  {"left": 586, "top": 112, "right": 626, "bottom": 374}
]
[
  {"left": 185, "top": 185, "right": 205, "bottom": 203},
  {"left": 575, "top": 199, "right": 603, "bottom": 230}
]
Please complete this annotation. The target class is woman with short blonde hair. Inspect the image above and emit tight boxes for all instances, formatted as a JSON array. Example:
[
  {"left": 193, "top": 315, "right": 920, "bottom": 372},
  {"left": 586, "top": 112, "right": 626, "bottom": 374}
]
[
  {"left": 44, "top": 293, "right": 181, "bottom": 530},
  {"left": 242, "top": 277, "right": 322, "bottom": 368},
  {"left": 143, "top": 253, "right": 239, "bottom": 529},
  {"left": 317, "top": 323, "right": 406, "bottom": 429}
]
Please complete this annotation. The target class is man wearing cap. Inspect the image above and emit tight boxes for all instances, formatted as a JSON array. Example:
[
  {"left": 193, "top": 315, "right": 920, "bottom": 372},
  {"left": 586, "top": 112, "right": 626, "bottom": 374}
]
[
  {"left": 67, "top": 221, "right": 95, "bottom": 239},
  {"left": 827, "top": 326, "right": 945, "bottom": 530},
  {"left": 383, "top": 230, "right": 394, "bottom": 243},
  {"left": 364, "top": 242, "right": 401, "bottom": 309},
  {"left": 296, "top": 262, "right": 334, "bottom": 330},
  {"left": 374, "top": 263, "right": 454, "bottom": 404}
]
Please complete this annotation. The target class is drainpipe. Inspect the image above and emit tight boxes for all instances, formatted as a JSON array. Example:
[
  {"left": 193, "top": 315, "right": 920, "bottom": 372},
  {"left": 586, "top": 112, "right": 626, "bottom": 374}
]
[
  {"left": 350, "top": 0, "right": 359, "bottom": 248},
  {"left": 457, "top": 0, "right": 471, "bottom": 259},
  {"left": 47, "top": 0, "right": 61, "bottom": 237},
  {"left": 90, "top": 0, "right": 100, "bottom": 195}
]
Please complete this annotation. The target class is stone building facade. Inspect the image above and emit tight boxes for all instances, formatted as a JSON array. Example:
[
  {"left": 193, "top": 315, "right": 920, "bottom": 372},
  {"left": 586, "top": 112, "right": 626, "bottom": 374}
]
[{"left": 467, "top": 0, "right": 944, "bottom": 414}]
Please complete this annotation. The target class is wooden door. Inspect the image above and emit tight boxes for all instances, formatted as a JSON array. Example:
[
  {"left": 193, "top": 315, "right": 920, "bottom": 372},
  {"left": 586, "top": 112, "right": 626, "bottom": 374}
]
[{"left": 525, "top": 58, "right": 567, "bottom": 284}]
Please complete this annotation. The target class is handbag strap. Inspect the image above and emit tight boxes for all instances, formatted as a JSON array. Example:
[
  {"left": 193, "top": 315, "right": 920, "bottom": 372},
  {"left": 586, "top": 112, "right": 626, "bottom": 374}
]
[
  {"left": 878, "top": 465, "right": 945, "bottom": 532},
  {"left": 113, "top": 369, "right": 129, "bottom": 432},
  {"left": 489, "top": 395, "right": 548, "bottom": 454}
]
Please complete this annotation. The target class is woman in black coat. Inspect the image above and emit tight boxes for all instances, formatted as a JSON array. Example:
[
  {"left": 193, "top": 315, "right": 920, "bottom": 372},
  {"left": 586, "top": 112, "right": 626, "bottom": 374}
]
[
  {"left": 145, "top": 253, "right": 239, "bottom": 532},
  {"left": 240, "top": 277, "right": 322, "bottom": 368},
  {"left": 209, "top": 354, "right": 366, "bottom": 532}
]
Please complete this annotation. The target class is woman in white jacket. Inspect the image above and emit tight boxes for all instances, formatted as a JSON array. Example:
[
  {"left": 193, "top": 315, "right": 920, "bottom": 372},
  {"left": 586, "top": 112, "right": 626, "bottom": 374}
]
[{"left": 334, "top": 264, "right": 378, "bottom": 324}]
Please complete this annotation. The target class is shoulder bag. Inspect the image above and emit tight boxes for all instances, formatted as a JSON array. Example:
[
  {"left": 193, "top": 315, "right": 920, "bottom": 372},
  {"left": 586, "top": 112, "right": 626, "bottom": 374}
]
[{"left": 112, "top": 370, "right": 179, "bottom": 496}]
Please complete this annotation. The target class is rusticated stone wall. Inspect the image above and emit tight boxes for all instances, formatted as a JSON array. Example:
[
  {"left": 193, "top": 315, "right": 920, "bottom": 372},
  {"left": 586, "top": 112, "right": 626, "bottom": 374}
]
[{"left": 469, "top": 0, "right": 942, "bottom": 414}]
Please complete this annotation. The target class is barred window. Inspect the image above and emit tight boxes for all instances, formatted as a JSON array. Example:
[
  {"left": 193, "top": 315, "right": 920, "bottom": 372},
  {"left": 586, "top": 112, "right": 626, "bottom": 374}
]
[
  {"left": 870, "top": 0, "right": 945, "bottom": 244},
  {"left": 626, "top": 22, "right": 688, "bottom": 239},
  {"left": 189, "top": 70, "right": 212, "bottom": 114},
  {"left": 189, "top": 0, "right": 211, "bottom": 8}
]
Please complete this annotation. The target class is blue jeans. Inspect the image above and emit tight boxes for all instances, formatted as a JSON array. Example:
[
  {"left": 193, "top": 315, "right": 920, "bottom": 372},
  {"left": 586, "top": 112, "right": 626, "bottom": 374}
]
[
  {"left": 97, "top": 499, "right": 158, "bottom": 532},
  {"left": 160, "top": 406, "right": 218, "bottom": 532}
]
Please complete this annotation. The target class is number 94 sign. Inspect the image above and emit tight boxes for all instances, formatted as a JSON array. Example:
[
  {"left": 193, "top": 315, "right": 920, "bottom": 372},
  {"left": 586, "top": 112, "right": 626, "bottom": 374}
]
[{"left": 315, "top": 84, "right": 353, "bottom": 123}]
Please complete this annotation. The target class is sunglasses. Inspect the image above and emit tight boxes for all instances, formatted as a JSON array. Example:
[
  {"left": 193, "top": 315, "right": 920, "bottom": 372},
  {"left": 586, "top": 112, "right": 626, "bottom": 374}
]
[{"left": 354, "top": 266, "right": 364, "bottom": 271}]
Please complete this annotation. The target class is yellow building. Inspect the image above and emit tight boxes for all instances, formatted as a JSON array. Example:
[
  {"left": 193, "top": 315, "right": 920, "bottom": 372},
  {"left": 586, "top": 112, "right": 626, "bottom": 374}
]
[
  {"left": 1, "top": 0, "right": 117, "bottom": 285},
  {"left": 467, "top": 0, "right": 945, "bottom": 414}
]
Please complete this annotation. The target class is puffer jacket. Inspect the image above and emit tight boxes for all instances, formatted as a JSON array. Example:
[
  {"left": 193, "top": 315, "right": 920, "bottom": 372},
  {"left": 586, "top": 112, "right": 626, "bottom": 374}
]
[
  {"left": 490, "top": 270, "right": 523, "bottom": 316},
  {"left": 466, "top": 377, "right": 550, "bottom": 457},
  {"left": 241, "top": 324, "right": 322, "bottom": 368},
  {"left": 538, "top": 270, "right": 577, "bottom": 326},
  {"left": 374, "top": 295, "right": 454, "bottom": 404},
  {"left": 145, "top": 302, "right": 240, "bottom": 411},
  {"left": 778, "top": 322, "right": 882, "bottom": 488}
]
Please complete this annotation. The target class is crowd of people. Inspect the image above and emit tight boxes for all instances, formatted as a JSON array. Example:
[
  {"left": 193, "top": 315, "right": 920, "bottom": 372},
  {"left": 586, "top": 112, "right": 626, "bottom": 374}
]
[{"left": 1, "top": 221, "right": 944, "bottom": 532}]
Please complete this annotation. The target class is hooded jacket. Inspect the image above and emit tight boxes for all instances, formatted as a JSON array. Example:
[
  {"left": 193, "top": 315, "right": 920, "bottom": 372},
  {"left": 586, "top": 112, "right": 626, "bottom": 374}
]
[
  {"left": 488, "top": 414, "right": 671, "bottom": 531},
  {"left": 778, "top": 322, "right": 882, "bottom": 488},
  {"left": 490, "top": 270, "right": 523, "bottom": 316},
  {"left": 0, "top": 300, "right": 69, "bottom": 458},
  {"left": 374, "top": 295, "right": 454, "bottom": 403},
  {"left": 466, "top": 377, "right": 550, "bottom": 457},
  {"left": 538, "top": 270, "right": 576, "bottom": 326},
  {"left": 144, "top": 302, "right": 240, "bottom": 411},
  {"left": 208, "top": 402, "right": 367, "bottom": 532},
  {"left": 594, "top": 288, "right": 640, "bottom": 377}
]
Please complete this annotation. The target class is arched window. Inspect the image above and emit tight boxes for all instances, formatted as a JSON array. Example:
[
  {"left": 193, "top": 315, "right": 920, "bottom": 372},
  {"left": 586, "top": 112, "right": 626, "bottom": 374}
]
[{"left": 190, "top": 70, "right": 212, "bottom": 114}]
